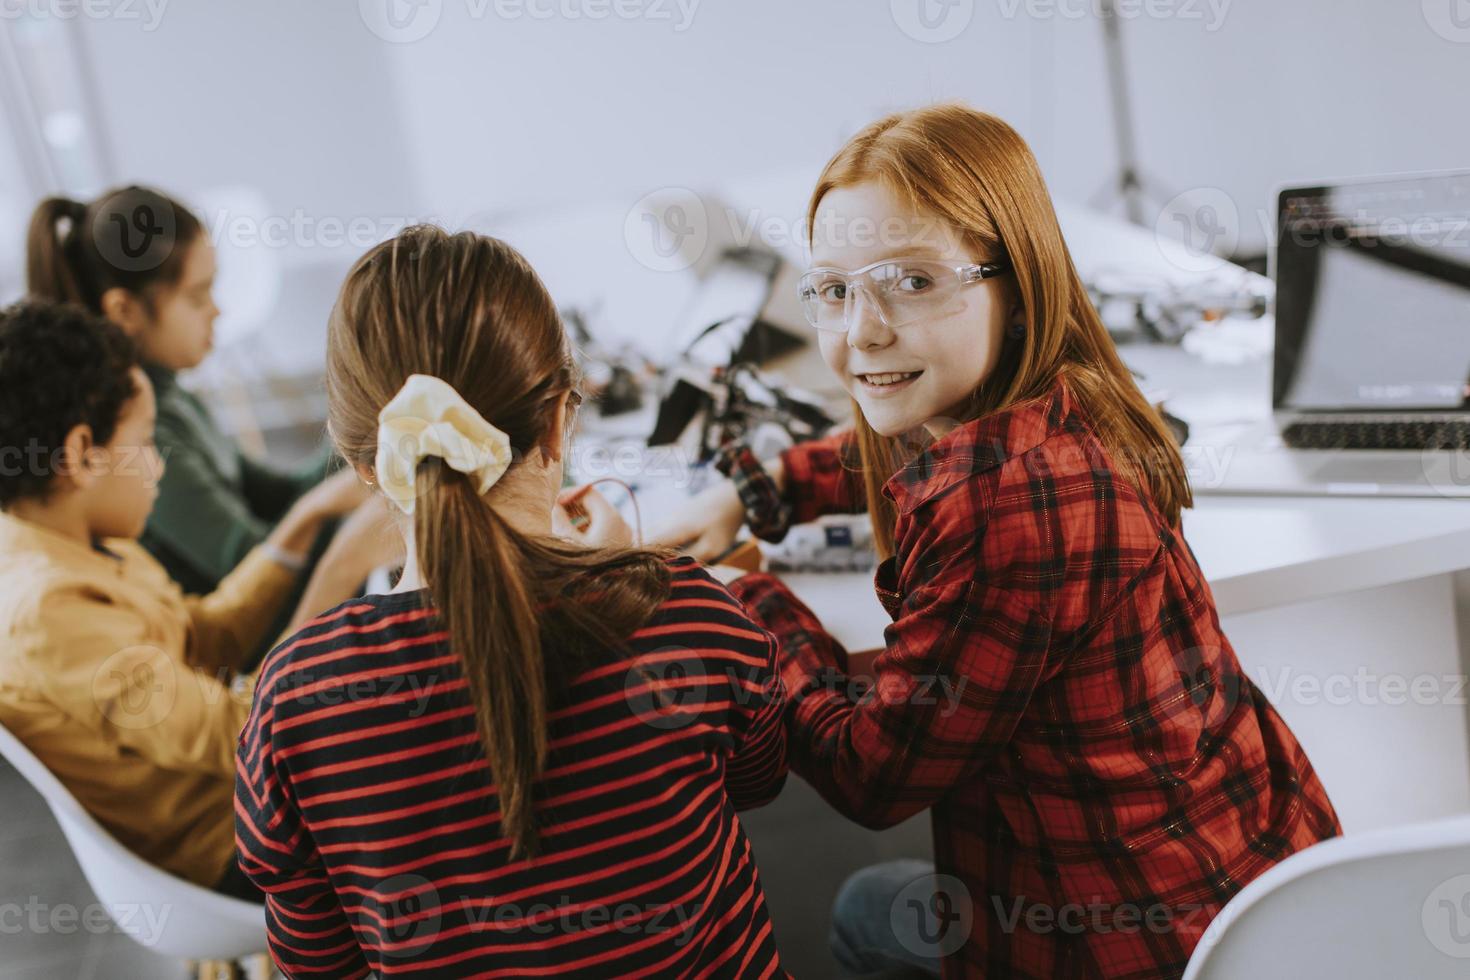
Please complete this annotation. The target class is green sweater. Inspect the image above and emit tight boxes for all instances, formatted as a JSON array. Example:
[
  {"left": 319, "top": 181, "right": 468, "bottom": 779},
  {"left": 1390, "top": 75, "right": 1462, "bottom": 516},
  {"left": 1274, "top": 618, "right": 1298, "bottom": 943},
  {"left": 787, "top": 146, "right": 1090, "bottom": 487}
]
[{"left": 139, "top": 361, "right": 334, "bottom": 602}]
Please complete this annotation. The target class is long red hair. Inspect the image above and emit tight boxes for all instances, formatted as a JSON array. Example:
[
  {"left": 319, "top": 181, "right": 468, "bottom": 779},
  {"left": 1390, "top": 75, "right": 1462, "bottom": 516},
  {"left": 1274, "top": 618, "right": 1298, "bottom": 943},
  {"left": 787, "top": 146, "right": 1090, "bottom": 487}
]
[{"left": 808, "top": 104, "right": 1191, "bottom": 557}]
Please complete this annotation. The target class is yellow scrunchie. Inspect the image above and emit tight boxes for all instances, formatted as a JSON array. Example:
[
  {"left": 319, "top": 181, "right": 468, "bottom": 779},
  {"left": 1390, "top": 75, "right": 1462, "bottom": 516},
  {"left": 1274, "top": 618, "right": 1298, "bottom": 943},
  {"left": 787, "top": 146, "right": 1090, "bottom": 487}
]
[{"left": 374, "top": 374, "right": 513, "bottom": 515}]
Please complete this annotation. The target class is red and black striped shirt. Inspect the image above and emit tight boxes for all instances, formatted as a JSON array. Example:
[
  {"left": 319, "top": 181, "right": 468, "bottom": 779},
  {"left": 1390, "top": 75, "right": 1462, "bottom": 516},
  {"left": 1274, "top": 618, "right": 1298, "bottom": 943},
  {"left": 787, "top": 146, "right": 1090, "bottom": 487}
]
[{"left": 236, "top": 556, "right": 789, "bottom": 979}]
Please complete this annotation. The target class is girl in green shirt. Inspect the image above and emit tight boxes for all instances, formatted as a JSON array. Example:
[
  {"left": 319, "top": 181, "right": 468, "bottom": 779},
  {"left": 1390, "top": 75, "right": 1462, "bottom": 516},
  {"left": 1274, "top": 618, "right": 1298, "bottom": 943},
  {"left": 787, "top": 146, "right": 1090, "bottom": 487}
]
[{"left": 25, "top": 186, "right": 396, "bottom": 656}]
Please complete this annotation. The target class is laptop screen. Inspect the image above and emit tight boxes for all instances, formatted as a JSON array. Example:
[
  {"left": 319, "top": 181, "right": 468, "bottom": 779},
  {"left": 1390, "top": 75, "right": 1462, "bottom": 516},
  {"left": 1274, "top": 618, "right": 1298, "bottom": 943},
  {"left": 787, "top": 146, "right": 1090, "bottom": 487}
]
[{"left": 1274, "top": 172, "right": 1470, "bottom": 412}]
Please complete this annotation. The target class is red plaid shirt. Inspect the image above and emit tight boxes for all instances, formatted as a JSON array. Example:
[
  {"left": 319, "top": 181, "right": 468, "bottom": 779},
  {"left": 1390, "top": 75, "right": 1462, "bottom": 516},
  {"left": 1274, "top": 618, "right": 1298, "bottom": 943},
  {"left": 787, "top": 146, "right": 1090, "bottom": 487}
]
[{"left": 727, "top": 379, "right": 1340, "bottom": 979}]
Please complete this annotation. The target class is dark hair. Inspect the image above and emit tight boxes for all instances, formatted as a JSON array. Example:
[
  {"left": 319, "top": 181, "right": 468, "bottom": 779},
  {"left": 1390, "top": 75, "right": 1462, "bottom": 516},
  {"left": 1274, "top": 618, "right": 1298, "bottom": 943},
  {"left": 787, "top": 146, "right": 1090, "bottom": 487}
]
[
  {"left": 0, "top": 301, "right": 140, "bottom": 507},
  {"left": 26, "top": 185, "right": 204, "bottom": 315},
  {"left": 326, "top": 226, "right": 672, "bottom": 859}
]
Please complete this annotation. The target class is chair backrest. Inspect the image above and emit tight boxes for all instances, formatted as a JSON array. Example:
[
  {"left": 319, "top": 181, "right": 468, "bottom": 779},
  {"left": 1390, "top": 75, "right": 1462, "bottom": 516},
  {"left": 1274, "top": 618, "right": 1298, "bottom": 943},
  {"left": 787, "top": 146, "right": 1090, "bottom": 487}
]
[
  {"left": 1183, "top": 814, "right": 1470, "bottom": 979},
  {"left": 0, "top": 721, "right": 265, "bottom": 960}
]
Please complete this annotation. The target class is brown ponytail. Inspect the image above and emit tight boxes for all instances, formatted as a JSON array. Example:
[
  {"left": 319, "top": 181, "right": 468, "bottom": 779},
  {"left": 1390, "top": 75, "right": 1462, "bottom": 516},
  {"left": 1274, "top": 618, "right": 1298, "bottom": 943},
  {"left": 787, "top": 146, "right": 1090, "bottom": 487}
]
[
  {"left": 26, "top": 197, "right": 91, "bottom": 307},
  {"left": 326, "top": 226, "right": 672, "bottom": 859},
  {"left": 25, "top": 186, "right": 203, "bottom": 315}
]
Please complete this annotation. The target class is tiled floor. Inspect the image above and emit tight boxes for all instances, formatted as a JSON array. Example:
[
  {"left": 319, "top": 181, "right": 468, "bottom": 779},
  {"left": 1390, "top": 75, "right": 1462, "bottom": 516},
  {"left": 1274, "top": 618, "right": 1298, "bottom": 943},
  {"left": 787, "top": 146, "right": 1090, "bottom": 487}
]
[{"left": 0, "top": 755, "right": 930, "bottom": 979}]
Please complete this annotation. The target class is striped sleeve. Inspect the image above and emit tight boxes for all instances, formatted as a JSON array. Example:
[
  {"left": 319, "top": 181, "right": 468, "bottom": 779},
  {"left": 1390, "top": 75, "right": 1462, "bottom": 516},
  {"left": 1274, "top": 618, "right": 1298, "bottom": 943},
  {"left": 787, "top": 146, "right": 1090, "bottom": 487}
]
[
  {"left": 647, "top": 562, "right": 790, "bottom": 811},
  {"left": 236, "top": 648, "right": 373, "bottom": 980},
  {"left": 717, "top": 598, "right": 788, "bottom": 811}
]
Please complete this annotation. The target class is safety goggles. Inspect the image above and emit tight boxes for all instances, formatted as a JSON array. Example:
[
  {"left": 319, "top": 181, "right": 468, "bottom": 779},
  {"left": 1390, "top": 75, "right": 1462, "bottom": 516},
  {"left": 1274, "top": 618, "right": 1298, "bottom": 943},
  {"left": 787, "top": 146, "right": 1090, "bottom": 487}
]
[{"left": 796, "top": 256, "right": 1010, "bottom": 332}]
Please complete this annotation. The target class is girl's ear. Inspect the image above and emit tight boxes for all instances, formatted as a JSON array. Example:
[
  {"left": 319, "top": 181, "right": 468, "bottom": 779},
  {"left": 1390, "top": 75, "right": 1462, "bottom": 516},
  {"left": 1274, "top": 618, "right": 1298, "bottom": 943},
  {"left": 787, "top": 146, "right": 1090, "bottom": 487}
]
[
  {"left": 1007, "top": 306, "right": 1026, "bottom": 338},
  {"left": 60, "top": 422, "right": 99, "bottom": 492},
  {"left": 543, "top": 390, "right": 573, "bottom": 465},
  {"left": 99, "top": 287, "right": 150, "bottom": 337}
]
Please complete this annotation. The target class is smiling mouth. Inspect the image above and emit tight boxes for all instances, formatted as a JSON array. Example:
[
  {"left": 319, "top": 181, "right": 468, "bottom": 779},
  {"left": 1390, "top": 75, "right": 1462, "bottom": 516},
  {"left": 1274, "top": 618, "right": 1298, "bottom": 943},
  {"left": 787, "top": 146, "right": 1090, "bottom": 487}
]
[{"left": 856, "top": 371, "right": 923, "bottom": 388}]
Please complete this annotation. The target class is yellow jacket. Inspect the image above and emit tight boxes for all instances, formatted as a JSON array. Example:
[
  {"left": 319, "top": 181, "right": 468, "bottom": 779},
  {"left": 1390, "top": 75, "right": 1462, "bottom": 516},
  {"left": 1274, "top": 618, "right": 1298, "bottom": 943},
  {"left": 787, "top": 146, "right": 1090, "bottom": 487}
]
[{"left": 0, "top": 511, "right": 294, "bottom": 887}]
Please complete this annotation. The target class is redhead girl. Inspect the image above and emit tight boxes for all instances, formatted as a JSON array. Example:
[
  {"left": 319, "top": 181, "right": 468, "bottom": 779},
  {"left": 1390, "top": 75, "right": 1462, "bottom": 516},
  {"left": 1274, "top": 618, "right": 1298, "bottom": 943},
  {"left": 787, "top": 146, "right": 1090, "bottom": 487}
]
[
  {"left": 653, "top": 104, "right": 1340, "bottom": 979},
  {"left": 236, "top": 227, "right": 791, "bottom": 977}
]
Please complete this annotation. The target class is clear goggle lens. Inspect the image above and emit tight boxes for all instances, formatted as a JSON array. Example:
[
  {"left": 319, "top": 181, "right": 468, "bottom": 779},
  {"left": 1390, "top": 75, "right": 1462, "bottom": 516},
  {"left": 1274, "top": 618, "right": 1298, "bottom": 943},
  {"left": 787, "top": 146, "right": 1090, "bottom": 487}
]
[{"left": 797, "top": 257, "right": 1008, "bottom": 332}]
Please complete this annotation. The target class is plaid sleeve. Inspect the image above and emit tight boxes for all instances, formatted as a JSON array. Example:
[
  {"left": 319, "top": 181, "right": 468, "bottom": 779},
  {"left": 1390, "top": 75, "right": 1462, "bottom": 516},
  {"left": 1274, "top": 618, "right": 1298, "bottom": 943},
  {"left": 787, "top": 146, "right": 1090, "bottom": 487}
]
[
  {"left": 778, "top": 432, "right": 868, "bottom": 526},
  {"left": 726, "top": 482, "right": 1054, "bottom": 830},
  {"left": 236, "top": 675, "right": 373, "bottom": 979}
]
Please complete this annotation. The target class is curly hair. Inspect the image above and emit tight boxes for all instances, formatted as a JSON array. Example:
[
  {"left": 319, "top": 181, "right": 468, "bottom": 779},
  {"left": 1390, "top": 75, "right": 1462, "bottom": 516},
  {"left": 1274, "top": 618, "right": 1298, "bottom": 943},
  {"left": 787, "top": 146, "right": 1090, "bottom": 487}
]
[{"left": 0, "top": 300, "right": 140, "bottom": 506}]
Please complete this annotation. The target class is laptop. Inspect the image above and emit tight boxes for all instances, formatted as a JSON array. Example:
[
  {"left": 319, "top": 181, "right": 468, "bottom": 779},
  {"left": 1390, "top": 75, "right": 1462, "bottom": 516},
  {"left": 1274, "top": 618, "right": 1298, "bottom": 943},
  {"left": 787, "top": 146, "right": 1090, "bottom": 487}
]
[{"left": 1193, "top": 170, "right": 1470, "bottom": 499}]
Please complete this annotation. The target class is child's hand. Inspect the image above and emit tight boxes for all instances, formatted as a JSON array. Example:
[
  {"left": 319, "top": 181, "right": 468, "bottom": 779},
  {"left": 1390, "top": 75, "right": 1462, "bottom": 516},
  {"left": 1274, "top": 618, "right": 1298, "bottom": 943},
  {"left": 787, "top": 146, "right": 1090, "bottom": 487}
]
[
  {"left": 553, "top": 486, "right": 634, "bottom": 549},
  {"left": 644, "top": 478, "right": 744, "bottom": 562},
  {"left": 324, "top": 497, "right": 404, "bottom": 578},
  {"left": 300, "top": 467, "right": 373, "bottom": 521}
]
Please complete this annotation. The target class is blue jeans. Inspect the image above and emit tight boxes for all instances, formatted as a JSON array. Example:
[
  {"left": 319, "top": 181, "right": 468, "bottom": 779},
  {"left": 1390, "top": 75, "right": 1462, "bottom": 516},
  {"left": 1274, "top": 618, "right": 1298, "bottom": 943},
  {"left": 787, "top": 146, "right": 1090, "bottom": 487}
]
[{"left": 830, "top": 859, "right": 945, "bottom": 978}]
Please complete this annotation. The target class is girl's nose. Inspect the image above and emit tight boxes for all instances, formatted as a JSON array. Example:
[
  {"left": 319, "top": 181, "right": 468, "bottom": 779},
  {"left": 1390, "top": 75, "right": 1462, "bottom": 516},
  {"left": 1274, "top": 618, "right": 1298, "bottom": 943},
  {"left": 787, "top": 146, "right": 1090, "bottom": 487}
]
[{"left": 846, "top": 289, "right": 895, "bottom": 350}]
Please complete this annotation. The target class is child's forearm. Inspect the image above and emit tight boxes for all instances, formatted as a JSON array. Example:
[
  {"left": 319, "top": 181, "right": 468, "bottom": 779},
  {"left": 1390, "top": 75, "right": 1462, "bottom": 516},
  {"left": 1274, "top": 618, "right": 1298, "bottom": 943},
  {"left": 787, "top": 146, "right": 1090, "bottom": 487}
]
[{"left": 265, "top": 495, "right": 330, "bottom": 565}]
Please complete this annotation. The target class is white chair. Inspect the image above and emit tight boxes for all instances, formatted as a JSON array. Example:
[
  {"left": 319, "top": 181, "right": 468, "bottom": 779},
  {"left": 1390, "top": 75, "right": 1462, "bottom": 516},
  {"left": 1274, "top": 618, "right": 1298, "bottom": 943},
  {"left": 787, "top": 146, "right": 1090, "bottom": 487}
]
[
  {"left": 1183, "top": 814, "right": 1470, "bottom": 978},
  {"left": 0, "top": 722, "right": 267, "bottom": 972}
]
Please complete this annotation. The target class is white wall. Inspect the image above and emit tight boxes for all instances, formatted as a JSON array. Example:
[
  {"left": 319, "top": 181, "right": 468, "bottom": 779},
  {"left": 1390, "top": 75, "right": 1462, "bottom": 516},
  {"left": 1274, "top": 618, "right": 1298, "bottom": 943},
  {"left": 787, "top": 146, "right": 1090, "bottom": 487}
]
[
  {"left": 372, "top": 0, "right": 1470, "bottom": 254},
  {"left": 78, "top": 0, "right": 422, "bottom": 239},
  {"left": 12, "top": 0, "right": 1466, "bottom": 314}
]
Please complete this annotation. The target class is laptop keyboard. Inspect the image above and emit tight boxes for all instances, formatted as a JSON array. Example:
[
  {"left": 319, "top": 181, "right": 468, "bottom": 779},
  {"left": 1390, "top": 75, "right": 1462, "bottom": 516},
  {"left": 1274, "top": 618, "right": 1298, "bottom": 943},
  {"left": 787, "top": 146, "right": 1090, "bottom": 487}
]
[{"left": 1282, "top": 418, "right": 1470, "bottom": 451}]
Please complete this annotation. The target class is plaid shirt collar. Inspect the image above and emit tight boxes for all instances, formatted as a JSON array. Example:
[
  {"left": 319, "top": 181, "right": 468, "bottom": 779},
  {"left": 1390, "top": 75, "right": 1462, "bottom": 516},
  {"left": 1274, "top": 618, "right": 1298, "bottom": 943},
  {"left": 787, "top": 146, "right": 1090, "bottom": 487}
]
[{"left": 882, "top": 378, "right": 1076, "bottom": 515}]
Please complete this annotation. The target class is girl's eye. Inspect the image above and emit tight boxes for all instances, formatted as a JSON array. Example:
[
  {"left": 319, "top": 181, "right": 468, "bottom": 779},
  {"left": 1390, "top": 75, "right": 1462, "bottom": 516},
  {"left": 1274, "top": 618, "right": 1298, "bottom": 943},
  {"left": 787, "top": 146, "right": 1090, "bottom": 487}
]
[
  {"left": 896, "top": 274, "right": 933, "bottom": 293},
  {"left": 818, "top": 281, "right": 848, "bottom": 303}
]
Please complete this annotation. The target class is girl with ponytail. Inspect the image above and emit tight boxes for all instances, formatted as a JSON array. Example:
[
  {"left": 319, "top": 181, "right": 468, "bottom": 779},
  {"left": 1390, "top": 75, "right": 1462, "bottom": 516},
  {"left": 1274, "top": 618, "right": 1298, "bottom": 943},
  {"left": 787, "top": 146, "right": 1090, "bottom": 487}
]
[
  {"left": 653, "top": 104, "right": 1340, "bottom": 979},
  {"left": 26, "top": 187, "right": 389, "bottom": 656},
  {"left": 235, "top": 226, "right": 790, "bottom": 977}
]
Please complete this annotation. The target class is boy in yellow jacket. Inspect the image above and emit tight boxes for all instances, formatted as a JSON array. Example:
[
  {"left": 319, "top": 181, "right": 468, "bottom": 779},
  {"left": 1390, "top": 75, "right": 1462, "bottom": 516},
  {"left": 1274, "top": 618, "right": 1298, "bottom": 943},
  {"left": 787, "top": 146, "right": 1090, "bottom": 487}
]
[{"left": 0, "top": 301, "right": 391, "bottom": 897}]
